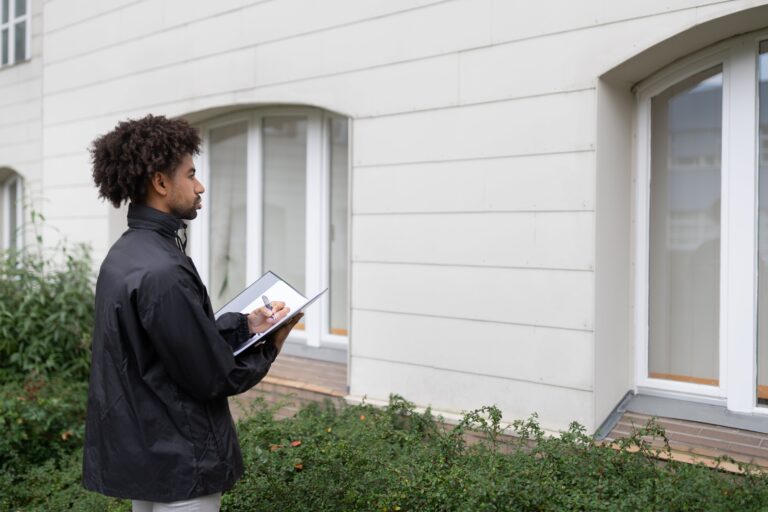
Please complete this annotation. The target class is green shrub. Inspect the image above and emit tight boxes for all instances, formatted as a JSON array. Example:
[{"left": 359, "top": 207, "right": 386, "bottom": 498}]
[
  {"left": 0, "top": 232, "right": 98, "bottom": 509},
  {"left": 0, "top": 376, "right": 88, "bottom": 471},
  {"left": 0, "top": 448, "right": 128, "bottom": 512},
  {"left": 3, "top": 395, "right": 768, "bottom": 511},
  {"left": 223, "top": 396, "right": 768, "bottom": 512},
  {"left": 0, "top": 238, "right": 94, "bottom": 382}
]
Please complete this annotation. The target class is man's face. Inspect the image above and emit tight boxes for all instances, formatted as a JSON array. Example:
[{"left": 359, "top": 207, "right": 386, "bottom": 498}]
[{"left": 166, "top": 154, "right": 205, "bottom": 220}]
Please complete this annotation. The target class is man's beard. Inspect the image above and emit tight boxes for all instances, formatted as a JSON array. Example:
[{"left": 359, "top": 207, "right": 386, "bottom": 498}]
[{"left": 169, "top": 198, "right": 200, "bottom": 220}]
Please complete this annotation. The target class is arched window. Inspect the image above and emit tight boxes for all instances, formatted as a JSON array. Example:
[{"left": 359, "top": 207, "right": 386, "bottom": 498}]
[
  {"left": 634, "top": 30, "right": 768, "bottom": 412},
  {"left": 189, "top": 107, "right": 350, "bottom": 349},
  {"left": 0, "top": 169, "right": 23, "bottom": 252}
]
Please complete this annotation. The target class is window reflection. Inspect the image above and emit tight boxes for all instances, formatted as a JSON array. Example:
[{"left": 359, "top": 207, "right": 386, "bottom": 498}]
[
  {"left": 649, "top": 67, "right": 722, "bottom": 387},
  {"left": 757, "top": 42, "right": 768, "bottom": 406}
]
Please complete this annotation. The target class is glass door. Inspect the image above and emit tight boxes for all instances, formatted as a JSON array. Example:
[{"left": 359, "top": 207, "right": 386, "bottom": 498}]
[
  {"left": 648, "top": 67, "right": 723, "bottom": 390},
  {"left": 757, "top": 41, "right": 768, "bottom": 407}
]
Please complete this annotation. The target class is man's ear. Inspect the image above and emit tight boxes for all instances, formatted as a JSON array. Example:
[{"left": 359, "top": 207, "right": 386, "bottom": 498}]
[{"left": 149, "top": 171, "right": 169, "bottom": 197}]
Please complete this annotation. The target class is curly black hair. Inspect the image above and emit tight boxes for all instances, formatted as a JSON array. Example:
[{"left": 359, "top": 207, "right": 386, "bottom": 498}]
[{"left": 91, "top": 114, "right": 201, "bottom": 207}]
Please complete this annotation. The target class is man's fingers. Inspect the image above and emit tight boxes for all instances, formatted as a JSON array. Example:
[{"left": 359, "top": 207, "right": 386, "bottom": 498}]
[{"left": 289, "top": 313, "right": 303, "bottom": 326}]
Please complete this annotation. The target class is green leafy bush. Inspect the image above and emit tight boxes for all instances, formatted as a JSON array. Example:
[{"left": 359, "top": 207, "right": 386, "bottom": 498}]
[
  {"left": 0, "top": 231, "right": 98, "bottom": 509},
  {"left": 3, "top": 395, "right": 768, "bottom": 511},
  {"left": 0, "top": 376, "right": 88, "bottom": 470},
  {"left": 0, "top": 448, "right": 128, "bottom": 512},
  {"left": 0, "top": 238, "right": 94, "bottom": 382},
  {"left": 224, "top": 396, "right": 768, "bottom": 512}
]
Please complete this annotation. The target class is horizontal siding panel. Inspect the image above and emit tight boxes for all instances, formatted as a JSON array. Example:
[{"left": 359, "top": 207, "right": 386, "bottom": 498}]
[
  {"left": 349, "top": 357, "right": 593, "bottom": 431},
  {"left": 44, "top": 0, "right": 250, "bottom": 62},
  {"left": 244, "top": 54, "right": 460, "bottom": 119},
  {"left": 0, "top": 120, "right": 40, "bottom": 147},
  {"left": 42, "top": 46, "right": 260, "bottom": 125},
  {"left": 40, "top": 55, "right": 458, "bottom": 130},
  {"left": 42, "top": 154, "right": 93, "bottom": 188},
  {"left": 353, "top": 211, "right": 594, "bottom": 270},
  {"left": 353, "top": 90, "right": 595, "bottom": 167},
  {"left": 41, "top": 215, "right": 110, "bottom": 255},
  {"left": 461, "top": 20, "right": 659, "bottom": 104},
  {"left": 254, "top": 0, "right": 491, "bottom": 87},
  {"left": 351, "top": 309, "right": 593, "bottom": 390},
  {"left": 353, "top": 152, "right": 594, "bottom": 213},
  {"left": 44, "top": 0, "right": 151, "bottom": 34},
  {"left": 0, "top": 141, "right": 41, "bottom": 166},
  {"left": 44, "top": 0, "right": 446, "bottom": 89},
  {"left": 42, "top": 117, "right": 117, "bottom": 158},
  {"left": 43, "top": 0, "right": 443, "bottom": 64},
  {"left": 0, "top": 79, "right": 42, "bottom": 108},
  {"left": 41, "top": 185, "right": 105, "bottom": 219},
  {"left": 489, "top": 0, "right": 727, "bottom": 44},
  {"left": 352, "top": 262, "right": 594, "bottom": 331},
  {"left": 0, "top": 102, "right": 41, "bottom": 127},
  {"left": 0, "top": 60, "right": 42, "bottom": 89},
  {"left": 467, "top": 7, "right": 742, "bottom": 104}
]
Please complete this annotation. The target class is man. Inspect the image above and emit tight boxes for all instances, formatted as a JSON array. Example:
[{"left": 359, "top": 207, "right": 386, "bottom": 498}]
[{"left": 82, "top": 114, "right": 300, "bottom": 511}]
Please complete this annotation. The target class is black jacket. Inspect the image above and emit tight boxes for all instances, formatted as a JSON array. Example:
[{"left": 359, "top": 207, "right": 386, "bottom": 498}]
[{"left": 83, "top": 203, "right": 277, "bottom": 502}]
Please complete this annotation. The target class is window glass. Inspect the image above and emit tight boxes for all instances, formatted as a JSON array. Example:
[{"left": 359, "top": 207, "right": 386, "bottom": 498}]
[
  {"left": 14, "top": 0, "right": 24, "bottom": 17},
  {"left": 208, "top": 122, "right": 248, "bottom": 310},
  {"left": 262, "top": 116, "right": 307, "bottom": 293},
  {"left": 329, "top": 117, "right": 348, "bottom": 335},
  {"left": 1, "top": 0, "right": 8, "bottom": 24},
  {"left": 757, "top": 41, "right": 768, "bottom": 406},
  {"left": 1, "top": 29, "right": 8, "bottom": 65},
  {"left": 13, "top": 19, "right": 23, "bottom": 62},
  {"left": 7, "top": 178, "right": 17, "bottom": 251},
  {"left": 648, "top": 66, "right": 722, "bottom": 387}
]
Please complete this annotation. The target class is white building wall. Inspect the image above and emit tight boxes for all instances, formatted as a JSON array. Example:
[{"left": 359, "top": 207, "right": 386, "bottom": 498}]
[
  {"left": 25, "top": 0, "right": 768, "bottom": 432},
  {"left": 0, "top": 0, "right": 42, "bottom": 231}
]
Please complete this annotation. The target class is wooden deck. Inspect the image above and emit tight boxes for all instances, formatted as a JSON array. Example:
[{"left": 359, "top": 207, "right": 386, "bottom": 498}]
[
  {"left": 606, "top": 412, "right": 768, "bottom": 471},
  {"left": 229, "top": 354, "right": 347, "bottom": 421}
]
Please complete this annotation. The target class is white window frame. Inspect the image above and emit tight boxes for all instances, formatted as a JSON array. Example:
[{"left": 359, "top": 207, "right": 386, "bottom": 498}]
[
  {"left": 0, "top": 0, "right": 31, "bottom": 67},
  {"left": 2, "top": 174, "right": 22, "bottom": 250},
  {"left": 189, "top": 108, "right": 350, "bottom": 349},
  {"left": 633, "top": 29, "right": 767, "bottom": 414}
]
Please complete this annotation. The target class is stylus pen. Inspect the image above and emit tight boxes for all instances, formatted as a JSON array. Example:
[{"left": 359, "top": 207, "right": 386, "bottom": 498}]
[{"left": 262, "top": 295, "right": 275, "bottom": 320}]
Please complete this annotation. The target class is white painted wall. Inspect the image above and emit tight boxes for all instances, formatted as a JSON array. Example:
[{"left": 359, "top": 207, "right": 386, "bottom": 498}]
[
  {"left": 0, "top": 0, "right": 763, "bottom": 432},
  {"left": 0, "top": 0, "right": 42, "bottom": 240}
]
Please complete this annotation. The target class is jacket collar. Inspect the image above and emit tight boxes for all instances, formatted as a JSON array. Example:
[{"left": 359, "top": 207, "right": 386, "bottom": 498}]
[{"left": 127, "top": 203, "right": 185, "bottom": 240}]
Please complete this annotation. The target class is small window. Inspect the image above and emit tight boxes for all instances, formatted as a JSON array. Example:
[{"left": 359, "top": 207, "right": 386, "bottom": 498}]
[
  {"left": 0, "top": 0, "right": 30, "bottom": 67},
  {"left": 1, "top": 171, "right": 23, "bottom": 252}
]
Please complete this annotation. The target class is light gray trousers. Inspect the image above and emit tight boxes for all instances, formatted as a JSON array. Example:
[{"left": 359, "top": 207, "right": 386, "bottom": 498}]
[{"left": 131, "top": 492, "right": 222, "bottom": 512}]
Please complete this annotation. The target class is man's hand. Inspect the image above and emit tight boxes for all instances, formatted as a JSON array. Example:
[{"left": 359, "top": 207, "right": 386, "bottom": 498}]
[
  {"left": 268, "top": 313, "right": 303, "bottom": 356},
  {"left": 246, "top": 301, "right": 288, "bottom": 335}
]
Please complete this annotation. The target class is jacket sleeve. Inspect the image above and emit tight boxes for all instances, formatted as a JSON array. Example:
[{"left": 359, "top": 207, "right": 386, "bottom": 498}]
[
  {"left": 140, "top": 279, "right": 278, "bottom": 401},
  {"left": 215, "top": 312, "right": 251, "bottom": 349}
]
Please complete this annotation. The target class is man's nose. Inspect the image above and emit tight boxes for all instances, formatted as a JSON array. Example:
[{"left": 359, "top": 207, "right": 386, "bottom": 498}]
[{"left": 196, "top": 180, "right": 205, "bottom": 194}]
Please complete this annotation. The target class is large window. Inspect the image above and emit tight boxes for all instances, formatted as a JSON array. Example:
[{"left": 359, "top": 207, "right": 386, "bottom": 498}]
[
  {"left": 635, "top": 30, "right": 768, "bottom": 413},
  {"left": 0, "top": 171, "right": 22, "bottom": 252},
  {"left": 190, "top": 108, "right": 350, "bottom": 347},
  {"left": 1, "top": 0, "right": 30, "bottom": 67}
]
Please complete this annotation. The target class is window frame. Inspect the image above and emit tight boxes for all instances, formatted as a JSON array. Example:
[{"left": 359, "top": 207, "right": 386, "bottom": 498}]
[
  {"left": 0, "top": 0, "right": 31, "bottom": 67},
  {"left": 633, "top": 29, "right": 767, "bottom": 414},
  {"left": 189, "top": 107, "right": 350, "bottom": 349}
]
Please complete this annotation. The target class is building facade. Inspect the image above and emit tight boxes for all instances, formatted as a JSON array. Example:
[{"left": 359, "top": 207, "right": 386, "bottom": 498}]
[{"left": 2, "top": 0, "right": 768, "bottom": 433}]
